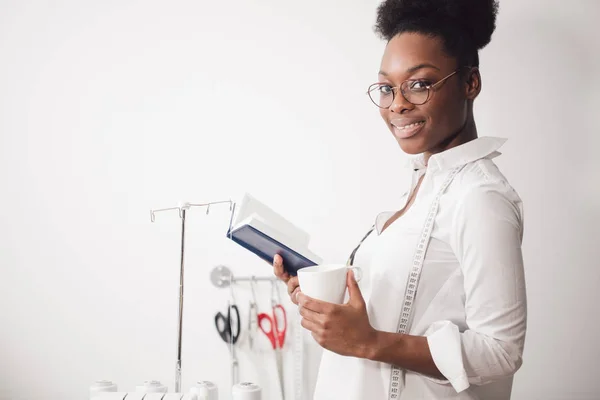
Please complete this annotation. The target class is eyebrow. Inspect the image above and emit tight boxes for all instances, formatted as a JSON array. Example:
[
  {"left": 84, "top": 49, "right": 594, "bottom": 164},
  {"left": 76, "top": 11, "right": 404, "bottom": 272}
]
[{"left": 378, "top": 63, "right": 441, "bottom": 76}]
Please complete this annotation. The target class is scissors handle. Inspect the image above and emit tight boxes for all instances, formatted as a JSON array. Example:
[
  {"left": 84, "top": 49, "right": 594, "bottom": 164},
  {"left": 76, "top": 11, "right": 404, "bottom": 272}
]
[
  {"left": 229, "top": 304, "right": 241, "bottom": 343},
  {"left": 258, "top": 313, "right": 278, "bottom": 349},
  {"left": 214, "top": 312, "right": 229, "bottom": 343},
  {"left": 215, "top": 304, "right": 241, "bottom": 344},
  {"left": 272, "top": 305, "right": 287, "bottom": 348}
]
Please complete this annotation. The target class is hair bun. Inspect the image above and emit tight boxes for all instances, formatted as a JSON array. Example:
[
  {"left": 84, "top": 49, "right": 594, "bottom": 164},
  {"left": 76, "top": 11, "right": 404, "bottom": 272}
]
[{"left": 375, "top": 0, "right": 499, "bottom": 51}]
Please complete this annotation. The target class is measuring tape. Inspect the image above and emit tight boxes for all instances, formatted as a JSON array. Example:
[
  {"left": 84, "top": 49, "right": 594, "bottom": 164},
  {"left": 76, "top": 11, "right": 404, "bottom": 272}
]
[
  {"left": 387, "top": 165, "right": 464, "bottom": 399},
  {"left": 293, "top": 306, "right": 304, "bottom": 400}
]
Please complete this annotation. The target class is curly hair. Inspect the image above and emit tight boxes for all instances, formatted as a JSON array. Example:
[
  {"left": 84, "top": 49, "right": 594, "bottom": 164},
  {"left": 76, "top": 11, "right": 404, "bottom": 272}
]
[{"left": 374, "top": 0, "right": 499, "bottom": 68}]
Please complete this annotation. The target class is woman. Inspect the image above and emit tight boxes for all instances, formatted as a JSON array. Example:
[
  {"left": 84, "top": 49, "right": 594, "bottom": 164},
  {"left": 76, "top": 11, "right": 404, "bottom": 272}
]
[{"left": 274, "top": 0, "right": 527, "bottom": 399}]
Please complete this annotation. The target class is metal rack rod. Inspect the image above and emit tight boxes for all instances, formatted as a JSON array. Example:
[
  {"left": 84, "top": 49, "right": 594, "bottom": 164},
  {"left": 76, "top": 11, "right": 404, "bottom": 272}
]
[
  {"left": 210, "top": 265, "right": 279, "bottom": 289},
  {"left": 232, "top": 276, "right": 279, "bottom": 282},
  {"left": 150, "top": 199, "right": 235, "bottom": 393}
]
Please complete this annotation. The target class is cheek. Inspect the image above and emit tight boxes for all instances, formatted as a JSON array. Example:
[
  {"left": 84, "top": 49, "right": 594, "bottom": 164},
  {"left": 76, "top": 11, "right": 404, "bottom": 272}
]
[
  {"left": 424, "top": 95, "right": 466, "bottom": 132},
  {"left": 379, "top": 108, "right": 391, "bottom": 127},
  {"left": 379, "top": 108, "right": 386, "bottom": 120}
]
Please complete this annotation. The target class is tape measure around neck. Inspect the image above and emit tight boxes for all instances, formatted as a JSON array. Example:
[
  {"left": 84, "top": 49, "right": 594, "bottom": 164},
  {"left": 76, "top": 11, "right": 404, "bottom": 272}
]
[
  {"left": 388, "top": 165, "right": 464, "bottom": 399},
  {"left": 294, "top": 307, "right": 304, "bottom": 400}
]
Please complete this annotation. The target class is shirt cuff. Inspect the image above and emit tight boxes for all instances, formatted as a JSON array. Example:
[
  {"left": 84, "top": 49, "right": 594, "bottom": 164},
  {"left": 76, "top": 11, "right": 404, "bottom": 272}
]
[{"left": 425, "top": 320, "right": 470, "bottom": 393}]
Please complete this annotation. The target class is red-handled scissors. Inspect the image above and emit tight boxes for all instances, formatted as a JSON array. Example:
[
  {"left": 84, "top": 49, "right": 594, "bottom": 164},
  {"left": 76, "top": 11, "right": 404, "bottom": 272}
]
[
  {"left": 258, "top": 304, "right": 287, "bottom": 349},
  {"left": 258, "top": 282, "right": 287, "bottom": 399}
]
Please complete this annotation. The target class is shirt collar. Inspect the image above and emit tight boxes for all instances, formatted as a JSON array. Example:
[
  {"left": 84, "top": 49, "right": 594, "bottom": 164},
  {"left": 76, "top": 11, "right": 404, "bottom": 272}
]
[{"left": 407, "top": 136, "right": 507, "bottom": 172}]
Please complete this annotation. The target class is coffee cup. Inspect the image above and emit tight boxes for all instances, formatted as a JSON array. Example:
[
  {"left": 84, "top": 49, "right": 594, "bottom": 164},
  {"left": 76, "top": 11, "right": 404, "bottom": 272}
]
[{"left": 297, "top": 264, "right": 362, "bottom": 304}]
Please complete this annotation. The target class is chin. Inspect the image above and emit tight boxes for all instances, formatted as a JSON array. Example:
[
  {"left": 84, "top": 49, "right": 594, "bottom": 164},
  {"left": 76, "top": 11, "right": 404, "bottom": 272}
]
[
  {"left": 396, "top": 141, "right": 421, "bottom": 155},
  {"left": 393, "top": 131, "right": 430, "bottom": 155}
]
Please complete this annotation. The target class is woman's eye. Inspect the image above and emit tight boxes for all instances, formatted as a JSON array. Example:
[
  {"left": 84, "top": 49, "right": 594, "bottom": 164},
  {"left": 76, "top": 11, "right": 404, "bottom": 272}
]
[
  {"left": 410, "top": 80, "right": 431, "bottom": 91},
  {"left": 379, "top": 85, "right": 393, "bottom": 95}
]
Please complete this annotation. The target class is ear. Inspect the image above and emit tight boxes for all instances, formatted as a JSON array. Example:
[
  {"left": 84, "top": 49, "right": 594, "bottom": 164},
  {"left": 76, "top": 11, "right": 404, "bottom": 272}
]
[{"left": 465, "top": 67, "right": 482, "bottom": 101}]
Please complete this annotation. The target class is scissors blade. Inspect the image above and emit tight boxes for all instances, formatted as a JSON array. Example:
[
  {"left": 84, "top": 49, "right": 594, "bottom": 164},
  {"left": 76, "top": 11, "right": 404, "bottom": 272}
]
[
  {"left": 248, "top": 303, "right": 258, "bottom": 349},
  {"left": 276, "top": 348, "right": 285, "bottom": 399},
  {"left": 231, "top": 349, "right": 239, "bottom": 385}
]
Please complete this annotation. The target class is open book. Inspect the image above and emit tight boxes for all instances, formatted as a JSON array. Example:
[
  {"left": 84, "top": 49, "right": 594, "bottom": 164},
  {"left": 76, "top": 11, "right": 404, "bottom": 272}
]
[{"left": 227, "top": 193, "right": 322, "bottom": 276}]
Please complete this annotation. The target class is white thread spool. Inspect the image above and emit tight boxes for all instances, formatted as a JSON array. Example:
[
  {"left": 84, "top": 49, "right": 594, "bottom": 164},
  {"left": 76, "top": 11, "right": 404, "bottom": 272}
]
[
  {"left": 190, "top": 381, "right": 219, "bottom": 400},
  {"left": 232, "top": 382, "right": 261, "bottom": 400},
  {"left": 89, "top": 380, "right": 118, "bottom": 398},
  {"left": 164, "top": 394, "right": 193, "bottom": 400},
  {"left": 92, "top": 394, "right": 127, "bottom": 400},
  {"left": 119, "top": 394, "right": 144, "bottom": 400},
  {"left": 143, "top": 394, "right": 166, "bottom": 400},
  {"left": 135, "top": 380, "right": 168, "bottom": 393}
]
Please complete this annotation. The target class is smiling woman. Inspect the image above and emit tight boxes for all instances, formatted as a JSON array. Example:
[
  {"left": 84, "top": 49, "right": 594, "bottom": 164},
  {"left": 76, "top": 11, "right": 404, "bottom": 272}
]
[{"left": 273, "top": 0, "right": 527, "bottom": 399}]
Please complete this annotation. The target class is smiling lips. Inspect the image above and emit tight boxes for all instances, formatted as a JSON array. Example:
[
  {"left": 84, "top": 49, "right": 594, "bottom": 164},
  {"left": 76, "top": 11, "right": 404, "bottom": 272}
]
[{"left": 391, "top": 119, "right": 426, "bottom": 139}]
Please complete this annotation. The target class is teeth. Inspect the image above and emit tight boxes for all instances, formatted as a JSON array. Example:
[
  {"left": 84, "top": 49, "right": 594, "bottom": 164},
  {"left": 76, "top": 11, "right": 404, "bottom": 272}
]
[{"left": 396, "top": 121, "right": 424, "bottom": 130}]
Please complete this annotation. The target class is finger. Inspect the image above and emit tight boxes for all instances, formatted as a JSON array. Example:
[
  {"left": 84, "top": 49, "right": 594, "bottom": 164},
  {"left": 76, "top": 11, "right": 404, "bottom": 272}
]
[
  {"left": 300, "top": 316, "right": 321, "bottom": 335},
  {"left": 346, "top": 270, "right": 364, "bottom": 307},
  {"left": 297, "top": 292, "right": 332, "bottom": 314},
  {"left": 273, "top": 254, "right": 290, "bottom": 283},
  {"left": 290, "top": 287, "right": 301, "bottom": 305},
  {"left": 298, "top": 303, "right": 322, "bottom": 323},
  {"left": 287, "top": 276, "right": 299, "bottom": 296},
  {"left": 287, "top": 276, "right": 300, "bottom": 305},
  {"left": 311, "top": 332, "right": 325, "bottom": 348}
]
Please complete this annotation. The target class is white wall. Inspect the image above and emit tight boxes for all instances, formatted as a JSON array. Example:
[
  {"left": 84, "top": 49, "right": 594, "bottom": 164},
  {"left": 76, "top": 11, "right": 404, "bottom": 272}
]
[{"left": 1, "top": 1, "right": 599, "bottom": 399}]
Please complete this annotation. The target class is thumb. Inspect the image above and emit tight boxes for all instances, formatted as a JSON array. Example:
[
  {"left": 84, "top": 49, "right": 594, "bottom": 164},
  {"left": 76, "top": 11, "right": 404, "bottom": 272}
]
[{"left": 346, "top": 270, "right": 364, "bottom": 307}]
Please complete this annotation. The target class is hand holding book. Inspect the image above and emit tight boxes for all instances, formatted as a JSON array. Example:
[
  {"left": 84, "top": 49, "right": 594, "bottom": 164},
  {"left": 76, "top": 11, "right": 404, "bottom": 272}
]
[{"left": 228, "top": 194, "right": 322, "bottom": 276}]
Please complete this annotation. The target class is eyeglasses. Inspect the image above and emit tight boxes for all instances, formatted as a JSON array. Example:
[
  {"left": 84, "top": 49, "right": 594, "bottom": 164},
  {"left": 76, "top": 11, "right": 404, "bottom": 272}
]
[{"left": 367, "top": 67, "right": 469, "bottom": 108}]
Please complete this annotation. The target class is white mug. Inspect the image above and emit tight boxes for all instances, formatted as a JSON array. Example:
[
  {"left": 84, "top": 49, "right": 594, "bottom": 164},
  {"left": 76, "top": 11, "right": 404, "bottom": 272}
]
[{"left": 297, "top": 264, "right": 362, "bottom": 304}]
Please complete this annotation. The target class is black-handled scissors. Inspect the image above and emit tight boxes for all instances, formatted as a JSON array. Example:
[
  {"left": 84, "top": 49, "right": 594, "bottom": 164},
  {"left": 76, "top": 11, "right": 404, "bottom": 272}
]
[{"left": 214, "top": 304, "right": 241, "bottom": 345}]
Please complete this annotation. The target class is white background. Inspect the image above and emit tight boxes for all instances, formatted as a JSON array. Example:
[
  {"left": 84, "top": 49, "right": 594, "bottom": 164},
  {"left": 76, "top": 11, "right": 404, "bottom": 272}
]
[{"left": 1, "top": 0, "right": 599, "bottom": 399}]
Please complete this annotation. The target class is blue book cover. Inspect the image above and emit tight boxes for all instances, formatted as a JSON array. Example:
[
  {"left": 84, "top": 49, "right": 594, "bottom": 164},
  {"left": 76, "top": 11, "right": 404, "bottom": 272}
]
[
  {"left": 227, "top": 194, "right": 322, "bottom": 276},
  {"left": 228, "top": 223, "right": 319, "bottom": 276}
]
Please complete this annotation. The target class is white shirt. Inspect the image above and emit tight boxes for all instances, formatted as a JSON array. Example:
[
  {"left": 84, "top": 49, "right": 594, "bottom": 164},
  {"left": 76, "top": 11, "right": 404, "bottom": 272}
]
[{"left": 313, "top": 137, "right": 527, "bottom": 400}]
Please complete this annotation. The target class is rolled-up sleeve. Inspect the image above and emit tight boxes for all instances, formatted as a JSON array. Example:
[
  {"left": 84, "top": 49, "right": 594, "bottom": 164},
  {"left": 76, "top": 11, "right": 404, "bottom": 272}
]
[{"left": 425, "top": 180, "right": 527, "bottom": 393}]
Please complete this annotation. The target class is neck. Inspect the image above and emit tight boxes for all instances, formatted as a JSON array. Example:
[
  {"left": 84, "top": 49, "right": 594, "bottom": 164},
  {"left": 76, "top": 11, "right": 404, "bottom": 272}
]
[{"left": 424, "top": 114, "right": 478, "bottom": 165}]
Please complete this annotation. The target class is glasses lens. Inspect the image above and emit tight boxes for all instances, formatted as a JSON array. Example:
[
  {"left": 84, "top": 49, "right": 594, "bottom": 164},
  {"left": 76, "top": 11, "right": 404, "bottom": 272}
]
[
  {"left": 368, "top": 84, "right": 394, "bottom": 108},
  {"left": 401, "top": 81, "right": 429, "bottom": 105}
]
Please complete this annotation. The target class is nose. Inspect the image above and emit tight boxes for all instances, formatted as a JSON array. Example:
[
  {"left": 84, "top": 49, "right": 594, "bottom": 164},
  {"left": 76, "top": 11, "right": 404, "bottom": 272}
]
[{"left": 389, "top": 88, "right": 414, "bottom": 114}]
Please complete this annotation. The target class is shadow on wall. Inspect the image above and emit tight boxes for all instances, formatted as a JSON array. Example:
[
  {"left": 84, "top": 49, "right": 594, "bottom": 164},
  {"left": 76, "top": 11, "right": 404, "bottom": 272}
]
[
  {"left": 487, "top": 11, "right": 600, "bottom": 399},
  {"left": 488, "top": 13, "right": 598, "bottom": 248}
]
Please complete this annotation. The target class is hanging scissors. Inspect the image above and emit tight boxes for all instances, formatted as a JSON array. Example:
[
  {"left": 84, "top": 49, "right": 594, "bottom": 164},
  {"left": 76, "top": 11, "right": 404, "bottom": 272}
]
[
  {"left": 214, "top": 303, "right": 240, "bottom": 345},
  {"left": 258, "top": 281, "right": 287, "bottom": 399},
  {"left": 248, "top": 277, "right": 259, "bottom": 350}
]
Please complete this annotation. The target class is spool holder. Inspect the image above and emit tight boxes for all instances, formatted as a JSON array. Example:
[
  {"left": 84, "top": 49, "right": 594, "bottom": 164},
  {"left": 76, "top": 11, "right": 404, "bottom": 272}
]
[{"left": 150, "top": 200, "right": 235, "bottom": 393}]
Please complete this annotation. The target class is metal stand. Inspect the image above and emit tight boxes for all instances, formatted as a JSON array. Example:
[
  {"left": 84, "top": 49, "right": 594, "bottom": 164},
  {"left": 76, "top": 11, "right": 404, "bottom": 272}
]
[
  {"left": 210, "top": 265, "right": 279, "bottom": 288},
  {"left": 151, "top": 200, "right": 235, "bottom": 393}
]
